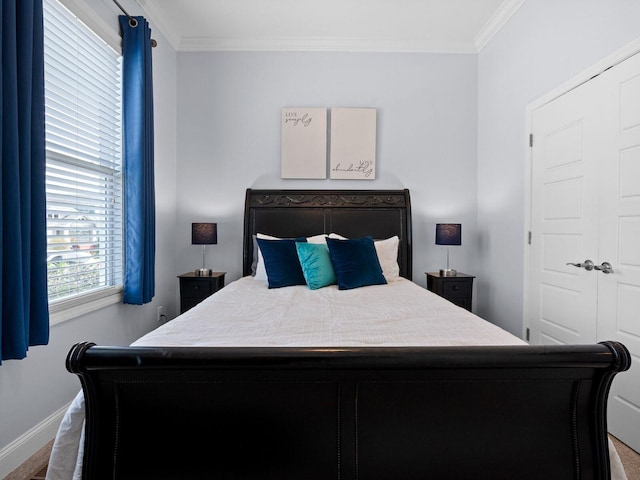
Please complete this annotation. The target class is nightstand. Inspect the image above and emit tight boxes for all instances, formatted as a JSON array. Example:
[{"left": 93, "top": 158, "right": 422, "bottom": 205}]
[
  {"left": 425, "top": 272, "right": 475, "bottom": 311},
  {"left": 178, "top": 271, "right": 225, "bottom": 314}
]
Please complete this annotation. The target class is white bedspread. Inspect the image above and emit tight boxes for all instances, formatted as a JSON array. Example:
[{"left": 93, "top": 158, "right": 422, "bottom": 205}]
[
  {"left": 136, "top": 277, "right": 525, "bottom": 348},
  {"left": 45, "top": 277, "right": 628, "bottom": 479}
]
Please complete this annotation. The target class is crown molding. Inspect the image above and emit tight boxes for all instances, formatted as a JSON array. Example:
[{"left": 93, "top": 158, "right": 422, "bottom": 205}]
[
  {"left": 136, "top": 0, "right": 523, "bottom": 54},
  {"left": 136, "top": 0, "right": 180, "bottom": 50},
  {"left": 474, "top": 0, "right": 527, "bottom": 51},
  {"left": 178, "top": 36, "right": 477, "bottom": 54}
]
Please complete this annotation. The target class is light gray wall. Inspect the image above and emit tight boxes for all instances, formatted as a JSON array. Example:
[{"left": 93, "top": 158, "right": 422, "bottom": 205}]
[
  {"left": 0, "top": 0, "right": 178, "bottom": 473},
  {"left": 176, "top": 52, "right": 480, "bottom": 286},
  {"left": 476, "top": 0, "right": 640, "bottom": 334}
]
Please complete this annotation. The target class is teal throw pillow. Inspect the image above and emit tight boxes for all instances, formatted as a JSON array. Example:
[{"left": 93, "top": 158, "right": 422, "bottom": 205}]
[{"left": 295, "top": 242, "right": 336, "bottom": 290}]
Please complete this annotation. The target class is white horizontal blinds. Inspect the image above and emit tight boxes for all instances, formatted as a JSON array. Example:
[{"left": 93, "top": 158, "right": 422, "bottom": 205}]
[{"left": 43, "top": 0, "right": 123, "bottom": 302}]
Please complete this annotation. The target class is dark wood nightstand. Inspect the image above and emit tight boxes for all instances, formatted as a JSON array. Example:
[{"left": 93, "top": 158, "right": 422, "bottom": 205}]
[
  {"left": 178, "top": 271, "right": 225, "bottom": 314},
  {"left": 425, "top": 272, "right": 475, "bottom": 311}
]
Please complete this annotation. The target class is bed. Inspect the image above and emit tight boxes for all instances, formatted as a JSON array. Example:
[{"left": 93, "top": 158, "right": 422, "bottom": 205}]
[{"left": 47, "top": 189, "right": 631, "bottom": 480}]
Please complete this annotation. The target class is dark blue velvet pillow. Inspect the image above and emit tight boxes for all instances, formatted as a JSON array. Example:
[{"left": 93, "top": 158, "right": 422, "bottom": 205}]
[
  {"left": 256, "top": 237, "right": 307, "bottom": 288},
  {"left": 326, "top": 236, "right": 387, "bottom": 290}
]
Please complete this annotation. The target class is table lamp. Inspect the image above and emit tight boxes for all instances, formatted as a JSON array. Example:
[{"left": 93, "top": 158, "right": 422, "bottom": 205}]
[
  {"left": 436, "top": 223, "right": 461, "bottom": 277},
  {"left": 192, "top": 222, "right": 217, "bottom": 276}
]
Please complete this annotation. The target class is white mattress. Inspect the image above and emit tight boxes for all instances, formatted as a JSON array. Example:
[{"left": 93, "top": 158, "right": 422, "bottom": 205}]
[{"left": 45, "top": 277, "right": 628, "bottom": 480}]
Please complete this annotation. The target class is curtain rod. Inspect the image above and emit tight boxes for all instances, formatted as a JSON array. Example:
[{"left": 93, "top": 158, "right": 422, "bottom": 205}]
[{"left": 112, "top": 0, "right": 157, "bottom": 47}]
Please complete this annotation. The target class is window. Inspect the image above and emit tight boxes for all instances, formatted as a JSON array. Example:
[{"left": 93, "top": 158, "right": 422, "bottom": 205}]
[{"left": 43, "top": 0, "right": 123, "bottom": 309}]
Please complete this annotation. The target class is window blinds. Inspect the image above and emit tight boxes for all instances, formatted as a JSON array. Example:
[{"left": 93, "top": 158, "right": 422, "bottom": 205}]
[{"left": 43, "top": 0, "right": 123, "bottom": 302}]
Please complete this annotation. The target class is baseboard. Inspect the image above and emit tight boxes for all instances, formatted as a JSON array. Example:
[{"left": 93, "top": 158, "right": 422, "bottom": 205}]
[{"left": 0, "top": 402, "right": 70, "bottom": 478}]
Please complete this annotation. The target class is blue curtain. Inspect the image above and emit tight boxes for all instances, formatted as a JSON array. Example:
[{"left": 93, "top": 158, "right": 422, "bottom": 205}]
[
  {"left": 120, "top": 16, "right": 155, "bottom": 305},
  {"left": 1, "top": 0, "right": 49, "bottom": 362}
]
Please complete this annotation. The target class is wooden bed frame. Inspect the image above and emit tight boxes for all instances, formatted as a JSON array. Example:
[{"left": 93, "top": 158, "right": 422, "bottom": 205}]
[{"left": 67, "top": 189, "right": 631, "bottom": 479}]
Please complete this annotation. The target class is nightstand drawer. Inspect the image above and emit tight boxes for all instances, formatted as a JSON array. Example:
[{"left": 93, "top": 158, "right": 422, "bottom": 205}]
[
  {"left": 182, "top": 279, "right": 212, "bottom": 297},
  {"left": 441, "top": 280, "right": 472, "bottom": 297}
]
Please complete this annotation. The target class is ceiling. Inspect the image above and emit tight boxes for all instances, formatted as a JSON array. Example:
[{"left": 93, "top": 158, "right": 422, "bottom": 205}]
[{"left": 135, "top": 0, "right": 526, "bottom": 53}]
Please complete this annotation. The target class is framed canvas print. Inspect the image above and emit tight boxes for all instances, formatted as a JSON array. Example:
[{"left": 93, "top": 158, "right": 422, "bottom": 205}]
[
  {"left": 330, "top": 107, "right": 376, "bottom": 180},
  {"left": 281, "top": 107, "right": 327, "bottom": 179}
]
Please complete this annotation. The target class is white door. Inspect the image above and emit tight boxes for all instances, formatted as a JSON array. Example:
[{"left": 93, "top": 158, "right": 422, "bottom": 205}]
[
  {"left": 595, "top": 52, "right": 640, "bottom": 449},
  {"left": 529, "top": 73, "right": 602, "bottom": 346},
  {"left": 529, "top": 52, "right": 640, "bottom": 452}
]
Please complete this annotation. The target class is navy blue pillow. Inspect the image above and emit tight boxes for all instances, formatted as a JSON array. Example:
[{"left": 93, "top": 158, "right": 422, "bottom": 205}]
[
  {"left": 256, "top": 237, "right": 307, "bottom": 288},
  {"left": 326, "top": 236, "right": 387, "bottom": 290}
]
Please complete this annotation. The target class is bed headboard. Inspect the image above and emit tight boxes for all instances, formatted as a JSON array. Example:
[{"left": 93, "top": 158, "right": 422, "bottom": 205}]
[{"left": 243, "top": 189, "right": 412, "bottom": 279}]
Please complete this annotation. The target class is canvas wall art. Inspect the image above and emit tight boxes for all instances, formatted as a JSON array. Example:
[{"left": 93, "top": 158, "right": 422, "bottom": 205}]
[
  {"left": 329, "top": 107, "right": 376, "bottom": 180},
  {"left": 280, "top": 107, "right": 327, "bottom": 179}
]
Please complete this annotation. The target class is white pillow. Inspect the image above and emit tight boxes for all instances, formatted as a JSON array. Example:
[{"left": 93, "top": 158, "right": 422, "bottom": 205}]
[
  {"left": 305, "top": 233, "right": 348, "bottom": 245},
  {"left": 306, "top": 234, "right": 328, "bottom": 245},
  {"left": 374, "top": 236, "right": 400, "bottom": 282}
]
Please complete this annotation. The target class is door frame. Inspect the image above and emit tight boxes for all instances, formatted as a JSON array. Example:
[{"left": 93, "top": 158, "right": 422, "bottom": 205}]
[{"left": 523, "top": 37, "right": 640, "bottom": 341}]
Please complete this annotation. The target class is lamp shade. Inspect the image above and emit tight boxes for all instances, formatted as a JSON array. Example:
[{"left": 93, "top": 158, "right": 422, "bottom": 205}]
[
  {"left": 435, "top": 223, "right": 461, "bottom": 246},
  {"left": 192, "top": 223, "right": 217, "bottom": 245}
]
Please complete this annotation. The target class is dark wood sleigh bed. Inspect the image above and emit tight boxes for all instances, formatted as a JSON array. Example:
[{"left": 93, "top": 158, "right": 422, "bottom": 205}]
[{"left": 65, "top": 189, "right": 631, "bottom": 480}]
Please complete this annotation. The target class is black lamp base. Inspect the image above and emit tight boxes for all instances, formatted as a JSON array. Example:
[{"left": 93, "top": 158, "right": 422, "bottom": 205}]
[{"left": 439, "top": 268, "right": 457, "bottom": 277}]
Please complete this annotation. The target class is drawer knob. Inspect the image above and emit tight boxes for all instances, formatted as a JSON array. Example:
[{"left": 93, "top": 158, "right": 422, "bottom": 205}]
[
  {"left": 194, "top": 286, "right": 199, "bottom": 291},
  {"left": 452, "top": 285, "right": 459, "bottom": 291}
]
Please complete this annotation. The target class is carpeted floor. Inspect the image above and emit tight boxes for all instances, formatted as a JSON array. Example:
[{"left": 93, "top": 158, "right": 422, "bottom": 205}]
[
  {"left": 611, "top": 435, "right": 640, "bottom": 480},
  {"left": 3, "top": 440, "right": 51, "bottom": 480},
  {"left": 4, "top": 435, "right": 639, "bottom": 479}
]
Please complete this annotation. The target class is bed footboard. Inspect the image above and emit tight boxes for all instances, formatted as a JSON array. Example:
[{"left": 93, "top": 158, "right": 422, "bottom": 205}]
[{"left": 66, "top": 341, "right": 630, "bottom": 480}]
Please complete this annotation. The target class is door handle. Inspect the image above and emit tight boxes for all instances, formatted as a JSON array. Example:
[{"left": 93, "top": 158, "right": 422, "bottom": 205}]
[
  {"left": 594, "top": 262, "right": 614, "bottom": 274},
  {"left": 566, "top": 260, "right": 594, "bottom": 271}
]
